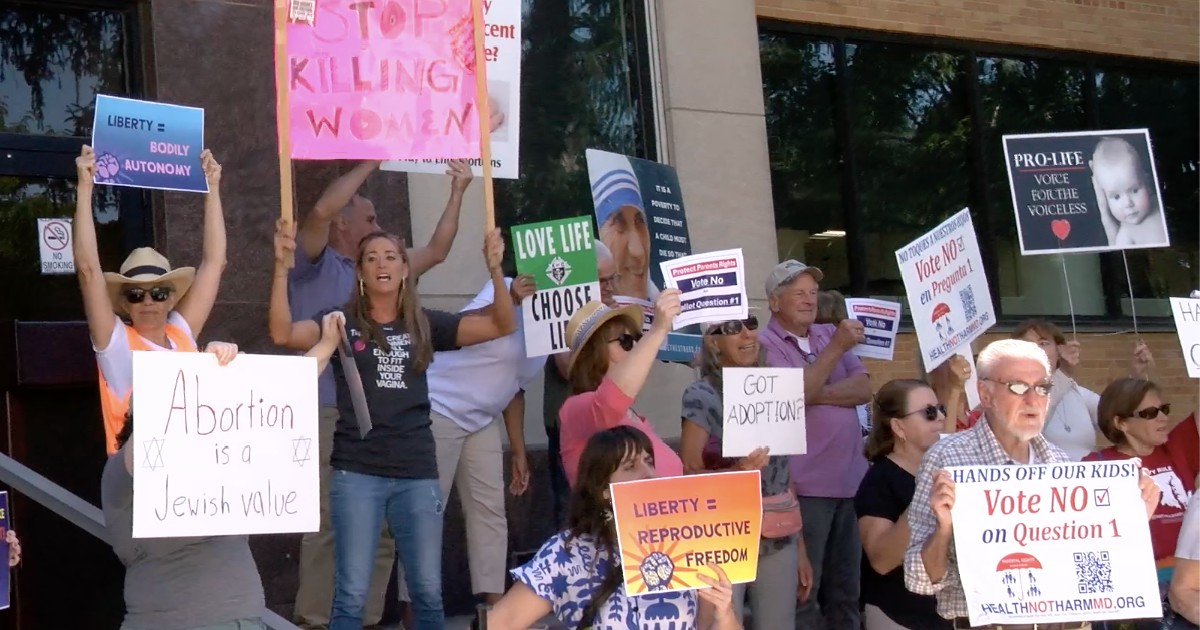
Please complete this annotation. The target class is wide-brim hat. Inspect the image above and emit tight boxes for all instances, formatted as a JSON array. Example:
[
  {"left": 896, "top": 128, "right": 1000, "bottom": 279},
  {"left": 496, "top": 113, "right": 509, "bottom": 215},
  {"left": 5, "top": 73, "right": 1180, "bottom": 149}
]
[
  {"left": 104, "top": 247, "right": 195, "bottom": 316},
  {"left": 565, "top": 301, "right": 644, "bottom": 375}
]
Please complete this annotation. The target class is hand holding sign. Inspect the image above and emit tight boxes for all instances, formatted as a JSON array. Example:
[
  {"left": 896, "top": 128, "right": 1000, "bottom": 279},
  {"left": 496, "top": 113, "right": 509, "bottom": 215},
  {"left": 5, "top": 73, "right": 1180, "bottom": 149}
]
[
  {"left": 832, "top": 319, "right": 866, "bottom": 352},
  {"left": 1138, "top": 468, "right": 1161, "bottom": 519},
  {"left": 737, "top": 447, "right": 770, "bottom": 472},
  {"left": 695, "top": 563, "right": 735, "bottom": 619},
  {"left": 484, "top": 228, "right": 505, "bottom": 272},
  {"left": 77, "top": 145, "right": 96, "bottom": 182},
  {"left": 1129, "top": 342, "right": 1154, "bottom": 378},
  {"left": 446, "top": 159, "right": 474, "bottom": 194},
  {"left": 651, "top": 289, "right": 683, "bottom": 334},
  {"left": 204, "top": 341, "right": 239, "bottom": 366},
  {"left": 274, "top": 218, "right": 297, "bottom": 267},
  {"left": 931, "top": 469, "right": 956, "bottom": 532},
  {"left": 200, "top": 149, "right": 221, "bottom": 187}
]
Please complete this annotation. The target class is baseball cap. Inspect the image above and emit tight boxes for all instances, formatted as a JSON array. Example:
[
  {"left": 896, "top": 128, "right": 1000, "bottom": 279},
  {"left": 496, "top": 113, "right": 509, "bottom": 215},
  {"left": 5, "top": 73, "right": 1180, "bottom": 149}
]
[{"left": 765, "top": 260, "right": 823, "bottom": 295}]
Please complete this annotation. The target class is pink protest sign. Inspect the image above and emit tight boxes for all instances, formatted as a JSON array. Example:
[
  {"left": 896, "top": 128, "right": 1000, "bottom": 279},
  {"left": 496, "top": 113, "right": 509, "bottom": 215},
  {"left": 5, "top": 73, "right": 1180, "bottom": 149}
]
[{"left": 283, "top": 0, "right": 481, "bottom": 160}]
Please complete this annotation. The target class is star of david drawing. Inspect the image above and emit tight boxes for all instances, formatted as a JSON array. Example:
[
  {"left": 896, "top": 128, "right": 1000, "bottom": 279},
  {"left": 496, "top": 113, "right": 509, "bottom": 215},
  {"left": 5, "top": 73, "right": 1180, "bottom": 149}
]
[
  {"left": 545, "top": 256, "right": 572, "bottom": 286},
  {"left": 142, "top": 438, "right": 165, "bottom": 471},
  {"left": 292, "top": 437, "right": 313, "bottom": 467}
]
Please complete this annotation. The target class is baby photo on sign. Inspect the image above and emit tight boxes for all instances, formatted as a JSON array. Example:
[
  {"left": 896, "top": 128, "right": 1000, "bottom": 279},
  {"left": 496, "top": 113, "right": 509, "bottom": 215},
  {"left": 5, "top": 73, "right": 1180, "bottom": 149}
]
[{"left": 1002, "top": 129, "right": 1170, "bottom": 255}]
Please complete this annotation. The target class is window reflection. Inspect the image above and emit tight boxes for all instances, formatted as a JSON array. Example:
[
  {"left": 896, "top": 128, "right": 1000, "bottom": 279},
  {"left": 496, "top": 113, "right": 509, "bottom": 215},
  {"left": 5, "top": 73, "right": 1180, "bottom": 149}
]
[
  {"left": 0, "top": 6, "right": 127, "bottom": 136},
  {"left": 760, "top": 33, "right": 846, "bottom": 291},
  {"left": 495, "top": 0, "right": 654, "bottom": 228}
]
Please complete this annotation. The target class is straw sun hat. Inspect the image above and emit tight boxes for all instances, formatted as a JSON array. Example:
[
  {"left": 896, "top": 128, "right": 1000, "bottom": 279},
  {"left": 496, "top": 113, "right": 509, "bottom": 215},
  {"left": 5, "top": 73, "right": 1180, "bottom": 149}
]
[
  {"left": 565, "top": 301, "right": 644, "bottom": 374},
  {"left": 104, "top": 247, "right": 195, "bottom": 316}
]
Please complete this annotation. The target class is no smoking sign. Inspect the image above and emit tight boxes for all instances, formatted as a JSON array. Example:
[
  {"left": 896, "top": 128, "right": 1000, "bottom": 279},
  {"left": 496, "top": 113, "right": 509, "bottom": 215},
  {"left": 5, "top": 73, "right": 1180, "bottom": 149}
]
[{"left": 37, "top": 218, "right": 75, "bottom": 275}]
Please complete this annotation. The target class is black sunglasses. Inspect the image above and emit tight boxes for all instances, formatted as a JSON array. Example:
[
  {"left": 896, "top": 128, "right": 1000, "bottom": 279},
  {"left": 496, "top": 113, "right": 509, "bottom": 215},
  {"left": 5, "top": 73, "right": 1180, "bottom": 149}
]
[
  {"left": 709, "top": 315, "right": 760, "bottom": 336},
  {"left": 1129, "top": 403, "right": 1171, "bottom": 420},
  {"left": 124, "top": 286, "right": 174, "bottom": 304},
  {"left": 608, "top": 332, "right": 642, "bottom": 352},
  {"left": 903, "top": 404, "right": 947, "bottom": 421},
  {"left": 984, "top": 379, "right": 1053, "bottom": 397}
]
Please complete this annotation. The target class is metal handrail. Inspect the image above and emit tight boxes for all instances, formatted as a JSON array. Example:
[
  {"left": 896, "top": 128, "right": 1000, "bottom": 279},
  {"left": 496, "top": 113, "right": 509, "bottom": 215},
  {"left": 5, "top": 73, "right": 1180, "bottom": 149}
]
[{"left": 0, "top": 452, "right": 299, "bottom": 629}]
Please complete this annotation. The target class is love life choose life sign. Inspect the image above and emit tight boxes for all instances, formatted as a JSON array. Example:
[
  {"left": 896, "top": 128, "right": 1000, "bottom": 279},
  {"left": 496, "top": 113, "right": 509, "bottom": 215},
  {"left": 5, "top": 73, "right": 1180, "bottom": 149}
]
[
  {"left": 131, "top": 352, "right": 319, "bottom": 538},
  {"left": 950, "top": 461, "right": 1160, "bottom": 626},
  {"left": 511, "top": 216, "right": 599, "bottom": 357}
]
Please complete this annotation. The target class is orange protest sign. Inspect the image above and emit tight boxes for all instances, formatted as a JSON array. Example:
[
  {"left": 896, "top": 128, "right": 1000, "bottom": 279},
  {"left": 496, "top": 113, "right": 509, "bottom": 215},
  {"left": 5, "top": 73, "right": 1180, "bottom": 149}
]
[{"left": 609, "top": 471, "right": 762, "bottom": 594}]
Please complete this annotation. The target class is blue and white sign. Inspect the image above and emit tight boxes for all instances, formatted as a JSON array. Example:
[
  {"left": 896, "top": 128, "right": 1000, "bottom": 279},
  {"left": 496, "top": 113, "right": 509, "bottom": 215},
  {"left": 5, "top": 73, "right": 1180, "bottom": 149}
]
[
  {"left": 845, "top": 298, "right": 902, "bottom": 361},
  {"left": 91, "top": 95, "right": 208, "bottom": 193}
]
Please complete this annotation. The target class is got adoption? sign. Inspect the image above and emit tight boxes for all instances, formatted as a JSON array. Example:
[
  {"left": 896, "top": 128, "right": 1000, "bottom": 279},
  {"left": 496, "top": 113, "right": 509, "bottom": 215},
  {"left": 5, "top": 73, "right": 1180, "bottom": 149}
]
[
  {"left": 949, "top": 461, "right": 1160, "bottom": 626},
  {"left": 512, "top": 216, "right": 599, "bottom": 357}
]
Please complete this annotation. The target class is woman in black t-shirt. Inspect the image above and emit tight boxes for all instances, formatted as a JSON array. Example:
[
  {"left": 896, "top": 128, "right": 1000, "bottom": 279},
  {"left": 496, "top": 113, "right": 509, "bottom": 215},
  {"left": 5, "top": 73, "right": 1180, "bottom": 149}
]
[
  {"left": 296, "top": 229, "right": 516, "bottom": 630},
  {"left": 855, "top": 379, "right": 952, "bottom": 630}
]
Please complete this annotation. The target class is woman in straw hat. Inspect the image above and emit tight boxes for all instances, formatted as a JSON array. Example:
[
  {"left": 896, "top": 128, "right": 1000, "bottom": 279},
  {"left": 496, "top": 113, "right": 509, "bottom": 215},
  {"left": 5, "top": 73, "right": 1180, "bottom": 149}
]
[
  {"left": 73, "top": 145, "right": 228, "bottom": 455},
  {"left": 556, "top": 289, "right": 683, "bottom": 488},
  {"left": 295, "top": 228, "right": 516, "bottom": 630}
]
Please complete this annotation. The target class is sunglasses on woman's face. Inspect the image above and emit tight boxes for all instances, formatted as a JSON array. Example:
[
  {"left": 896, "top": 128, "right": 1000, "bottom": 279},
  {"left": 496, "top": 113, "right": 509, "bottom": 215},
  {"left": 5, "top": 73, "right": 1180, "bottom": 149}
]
[
  {"left": 608, "top": 332, "right": 643, "bottom": 352},
  {"left": 124, "top": 286, "right": 173, "bottom": 304},
  {"left": 903, "top": 404, "right": 947, "bottom": 421},
  {"left": 1129, "top": 403, "right": 1171, "bottom": 420},
  {"left": 709, "top": 315, "right": 759, "bottom": 336}
]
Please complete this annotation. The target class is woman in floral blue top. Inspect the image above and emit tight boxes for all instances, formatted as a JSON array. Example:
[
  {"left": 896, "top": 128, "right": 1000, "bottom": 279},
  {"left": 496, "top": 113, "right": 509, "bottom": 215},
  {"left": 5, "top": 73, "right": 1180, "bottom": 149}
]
[{"left": 487, "top": 426, "right": 741, "bottom": 630}]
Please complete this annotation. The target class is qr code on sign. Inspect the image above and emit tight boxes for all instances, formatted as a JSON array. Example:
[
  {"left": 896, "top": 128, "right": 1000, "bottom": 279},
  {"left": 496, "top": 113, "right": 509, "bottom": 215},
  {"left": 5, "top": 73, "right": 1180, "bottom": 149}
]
[
  {"left": 1073, "top": 551, "right": 1113, "bottom": 594},
  {"left": 959, "top": 285, "right": 977, "bottom": 321}
]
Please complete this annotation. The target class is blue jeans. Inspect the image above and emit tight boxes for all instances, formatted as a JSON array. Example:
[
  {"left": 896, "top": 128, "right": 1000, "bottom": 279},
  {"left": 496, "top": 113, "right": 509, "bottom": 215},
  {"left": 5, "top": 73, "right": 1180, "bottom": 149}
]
[
  {"left": 329, "top": 470, "right": 445, "bottom": 630},
  {"left": 795, "top": 497, "right": 862, "bottom": 630}
]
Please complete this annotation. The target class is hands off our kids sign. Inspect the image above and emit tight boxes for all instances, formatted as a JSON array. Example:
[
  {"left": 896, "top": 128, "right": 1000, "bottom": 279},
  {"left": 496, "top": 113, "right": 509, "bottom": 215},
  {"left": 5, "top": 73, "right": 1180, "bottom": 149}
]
[
  {"left": 950, "top": 461, "right": 1161, "bottom": 626},
  {"left": 512, "top": 216, "right": 599, "bottom": 357}
]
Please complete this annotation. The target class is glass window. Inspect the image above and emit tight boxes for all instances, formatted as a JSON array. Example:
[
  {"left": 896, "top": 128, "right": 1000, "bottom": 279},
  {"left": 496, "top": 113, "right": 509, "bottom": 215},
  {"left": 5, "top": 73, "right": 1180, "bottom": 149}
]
[
  {"left": 758, "top": 23, "right": 1199, "bottom": 321},
  {"left": 495, "top": 0, "right": 656, "bottom": 230},
  {"left": 0, "top": 5, "right": 128, "bottom": 136},
  {"left": 977, "top": 56, "right": 1104, "bottom": 316},
  {"left": 760, "top": 33, "right": 847, "bottom": 291},
  {"left": 848, "top": 42, "right": 970, "bottom": 305},
  {"left": 1096, "top": 66, "right": 1200, "bottom": 316}
]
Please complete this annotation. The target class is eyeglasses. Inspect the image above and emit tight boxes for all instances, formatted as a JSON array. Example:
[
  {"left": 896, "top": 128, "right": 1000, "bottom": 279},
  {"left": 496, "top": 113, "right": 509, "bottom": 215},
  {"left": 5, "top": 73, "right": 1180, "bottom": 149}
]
[
  {"left": 903, "top": 404, "right": 947, "bottom": 421},
  {"left": 708, "top": 315, "right": 760, "bottom": 336},
  {"left": 983, "top": 379, "right": 1053, "bottom": 397},
  {"left": 124, "top": 286, "right": 173, "bottom": 304},
  {"left": 608, "top": 332, "right": 642, "bottom": 352},
  {"left": 1128, "top": 403, "right": 1171, "bottom": 420}
]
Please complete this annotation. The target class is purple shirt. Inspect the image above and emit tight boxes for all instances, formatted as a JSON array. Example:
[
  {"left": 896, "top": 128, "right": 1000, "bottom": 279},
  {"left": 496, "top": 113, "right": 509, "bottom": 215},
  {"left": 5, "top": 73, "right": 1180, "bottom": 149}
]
[
  {"left": 760, "top": 317, "right": 869, "bottom": 498},
  {"left": 288, "top": 246, "right": 355, "bottom": 407}
]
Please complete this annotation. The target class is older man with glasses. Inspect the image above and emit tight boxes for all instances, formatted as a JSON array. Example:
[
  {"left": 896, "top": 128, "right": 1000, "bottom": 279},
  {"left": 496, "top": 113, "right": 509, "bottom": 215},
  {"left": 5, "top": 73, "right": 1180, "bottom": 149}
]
[
  {"left": 905, "top": 338, "right": 1162, "bottom": 630},
  {"left": 759, "top": 259, "right": 870, "bottom": 629}
]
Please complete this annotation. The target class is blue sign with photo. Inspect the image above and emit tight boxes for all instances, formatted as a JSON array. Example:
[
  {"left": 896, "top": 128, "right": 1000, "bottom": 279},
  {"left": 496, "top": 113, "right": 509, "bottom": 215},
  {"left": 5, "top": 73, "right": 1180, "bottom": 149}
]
[{"left": 91, "top": 95, "right": 208, "bottom": 193}]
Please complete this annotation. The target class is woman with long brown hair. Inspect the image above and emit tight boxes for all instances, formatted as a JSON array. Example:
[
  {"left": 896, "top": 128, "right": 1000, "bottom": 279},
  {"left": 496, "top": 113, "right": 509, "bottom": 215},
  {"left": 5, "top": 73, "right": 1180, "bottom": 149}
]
[
  {"left": 286, "top": 228, "right": 516, "bottom": 630},
  {"left": 486, "top": 426, "right": 740, "bottom": 630},
  {"left": 855, "top": 379, "right": 951, "bottom": 630}
]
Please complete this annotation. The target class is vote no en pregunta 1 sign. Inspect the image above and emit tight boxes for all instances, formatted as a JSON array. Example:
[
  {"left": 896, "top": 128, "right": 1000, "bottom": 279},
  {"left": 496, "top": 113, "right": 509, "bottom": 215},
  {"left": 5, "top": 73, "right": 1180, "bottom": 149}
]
[{"left": 512, "top": 216, "right": 600, "bottom": 357}]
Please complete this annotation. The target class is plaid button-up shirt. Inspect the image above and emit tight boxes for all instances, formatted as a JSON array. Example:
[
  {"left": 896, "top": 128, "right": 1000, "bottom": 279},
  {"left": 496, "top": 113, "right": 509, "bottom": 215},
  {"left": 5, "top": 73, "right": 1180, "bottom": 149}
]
[{"left": 904, "top": 417, "right": 1072, "bottom": 620}]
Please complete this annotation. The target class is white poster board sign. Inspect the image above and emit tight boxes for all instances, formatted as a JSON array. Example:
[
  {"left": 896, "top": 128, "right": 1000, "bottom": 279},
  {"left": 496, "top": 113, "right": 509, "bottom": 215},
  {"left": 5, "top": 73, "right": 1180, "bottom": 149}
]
[
  {"left": 37, "top": 218, "right": 75, "bottom": 275},
  {"left": 381, "top": 0, "right": 521, "bottom": 179},
  {"left": 131, "top": 352, "right": 320, "bottom": 538},
  {"left": 896, "top": 208, "right": 995, "bottom": 372},
  {"left": 661, "top": 249, "right": 748, "bottom": 331},
  {"left": 845, "top": 298, "right": 902, "bottom": 361},
  {"left": 950, "top": 461, "right": 1161, "bottom": 626},
  {"left": 721, "top": 368, "right": 805, "bottom": 457},
  {"left": 1170, "top": 298, "right": 1200, "bottom": 378}
]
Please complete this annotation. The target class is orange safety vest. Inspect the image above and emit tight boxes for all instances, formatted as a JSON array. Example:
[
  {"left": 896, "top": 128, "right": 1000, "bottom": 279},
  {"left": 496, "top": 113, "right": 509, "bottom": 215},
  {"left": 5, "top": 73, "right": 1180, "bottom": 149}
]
[{"left": 98, "top": 322, "right": 197, "bottom": 454}]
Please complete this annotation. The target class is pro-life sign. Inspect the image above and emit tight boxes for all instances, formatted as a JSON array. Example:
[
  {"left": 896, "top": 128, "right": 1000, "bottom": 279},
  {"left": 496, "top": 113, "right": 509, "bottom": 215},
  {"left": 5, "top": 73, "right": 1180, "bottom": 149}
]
[
  {"left": 1170, "top": 297, "right": 1200, "bottom": 378},
  {"left": 131, "top": 352, "right": 319, "bottom": 538},
  {"left": 949, "top": 461, "right": 1160, "bottom": 626},
  {"left": 512, "top": 216, "right": 599, "bottom": 357},
  {"left": 721, "top": 368, "right": 805, "bottom": 457},
  {"left": 37, "top": 218, "right": 75, "bottom": 275}
]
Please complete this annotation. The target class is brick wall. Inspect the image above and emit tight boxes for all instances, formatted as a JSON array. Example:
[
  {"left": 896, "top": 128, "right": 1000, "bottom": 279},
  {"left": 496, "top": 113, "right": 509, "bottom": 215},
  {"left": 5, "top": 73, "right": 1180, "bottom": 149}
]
[
  {"left": 864, "top": 331, "right": 1197, "bottom": 426},
  {"left": 757, "top": 0, "right": 1200, "bottom": 63}
]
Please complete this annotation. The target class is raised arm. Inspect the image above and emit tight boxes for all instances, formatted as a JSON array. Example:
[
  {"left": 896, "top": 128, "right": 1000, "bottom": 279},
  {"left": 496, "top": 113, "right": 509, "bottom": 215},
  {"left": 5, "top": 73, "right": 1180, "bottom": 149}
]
[
  {"left": 804, "top": 320, "right": 865, "bottom": 403},
  {"left": 407, "top": 159, "right": 472, "bottom": 277},
  {"left": 608, "top": 289, "right": 681, "bottom": 399},
  {"left": 73, "top": 145, "right": 118, "bottom": 349},
  {"left": 455, "top": 229, "right": 517, "bottom": 346},
  {"left": 175, "top": 150, "right": 227, "bottom": 337},
  {"left": 269, "top": 218, "right": 322, "bottom": 350},
  {"left": 300, "top": 160, "right": 380, "bottom": 261}
]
